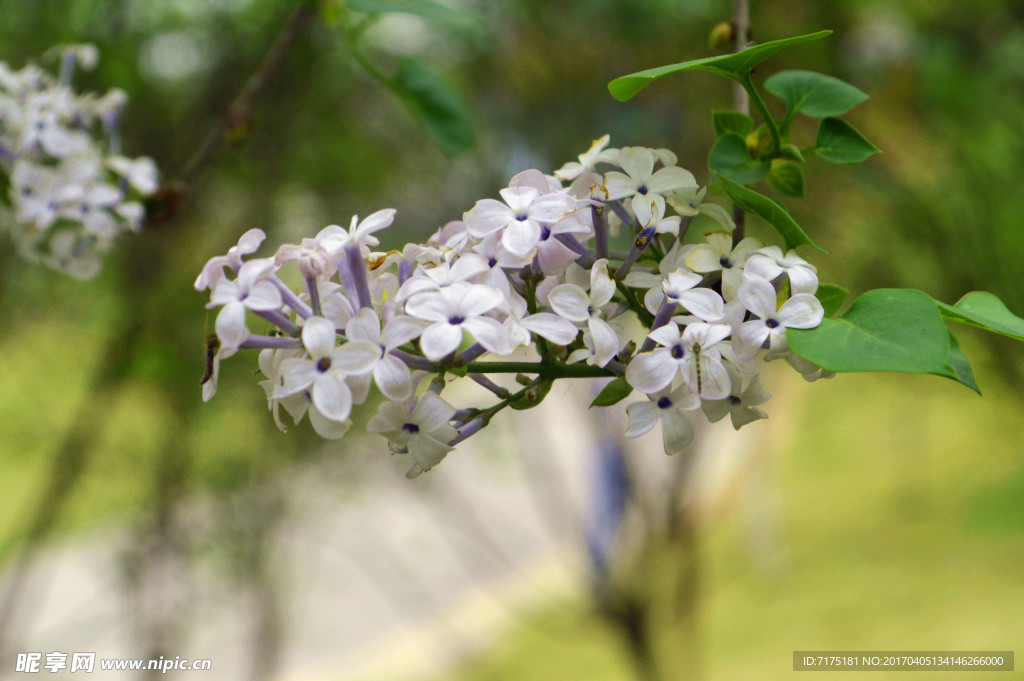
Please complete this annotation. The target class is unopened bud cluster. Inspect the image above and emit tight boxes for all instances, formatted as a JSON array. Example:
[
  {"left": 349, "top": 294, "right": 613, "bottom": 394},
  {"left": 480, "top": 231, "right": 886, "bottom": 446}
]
[
  {"left": 0, "top": 45, "right": 158, "bottom": 278},
  {"left": 197, "top": 135, "right": 830, "bottom": 477}
]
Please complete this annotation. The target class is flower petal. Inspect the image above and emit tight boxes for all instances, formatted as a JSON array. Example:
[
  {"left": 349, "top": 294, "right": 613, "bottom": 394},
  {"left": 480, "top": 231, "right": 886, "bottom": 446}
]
[
  {"left": 375, "top": 354, "right": 413, "bottom": 400},
  {"left": 660, "top": 411, "right": 694, "bottom": 454},
  {"left": 301, "top": 316, "right": 337, "bottom": 358},
  {"left": 624, "top": 401, "right": 661, "bottom": 438},
  {"left": 332, "top": 339, "right": 381, "bottom": 374},
  {"left": 502, "top": 217, "right": 541, "bottom": 257},
  {"left": 412, "top": 392, "right": 457, "bottom": 433},
  {"left": 548, "top": 284, "right": 591, "bottom": 323},
  {"left": 625, "top": 349, "right": 676, "bottom": 394},
  {"left": 738, "top": 273, "right": 778, "bottom": 319},
  {"left": 419, "top": 322, "right": 464, "bottom": 361},
  {"left": 312, "top": 372, "right": 353, "bottom": 422},
  {"left": 778, "top": 294, "right": 824, "bottom": 329},
  {"left": 520, "top": 312, "right": 579, "bottom": 346},
  {"left": 216, "top": 301, "right": 249, "bottom": 349}
]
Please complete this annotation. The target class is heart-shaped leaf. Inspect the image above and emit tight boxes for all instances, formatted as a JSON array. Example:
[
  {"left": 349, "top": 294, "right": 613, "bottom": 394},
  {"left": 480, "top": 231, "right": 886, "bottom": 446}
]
[
  {"left": 788, "top": 288, "right": 978, "bottom": 391},
  {"left": 713, "top": 172, "right": 824, "bottom": 252},
  {"left": 590, "top": 377, "right": 634, "bottom": 408},
  {"left": 767, "top": 161, "right": 804, "bottom": 198},
  {"left": 937, "top": 291, "right": 1024, "bottom": 341},
  {"left": 815, "top": 283, "right": 848, "bottom": 317},
  {"left": 608, "top": 30, "right": 832, "bottom": 101},
  {"left": 713, "top": 110, "right": 755, "bottom": 137},
  {"left": 812, "top": 117, "right": 879, "bottom": 164},
  {"left": 765, "top": 70, "right": 868, "bottom": 118},
  {"left": 709, "top": 133, "right": 771, "bottom": 185}
]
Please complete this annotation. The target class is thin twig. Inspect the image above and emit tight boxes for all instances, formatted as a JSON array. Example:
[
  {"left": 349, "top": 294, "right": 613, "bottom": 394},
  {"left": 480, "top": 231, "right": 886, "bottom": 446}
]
[{"left": 175, "top": 3, "right": 318, "bottom": 187}]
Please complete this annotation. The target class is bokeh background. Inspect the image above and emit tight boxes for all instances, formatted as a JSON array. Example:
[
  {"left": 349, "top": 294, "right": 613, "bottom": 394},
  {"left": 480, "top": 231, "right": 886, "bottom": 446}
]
[{"left": 1, "top": 0, "right": 1022, "bottom": 679}]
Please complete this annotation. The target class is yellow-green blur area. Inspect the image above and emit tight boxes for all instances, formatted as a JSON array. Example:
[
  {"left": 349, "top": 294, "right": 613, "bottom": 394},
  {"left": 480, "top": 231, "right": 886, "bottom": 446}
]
[{"left": 442, "top": 336, "right": 1024, "bottom": 681}]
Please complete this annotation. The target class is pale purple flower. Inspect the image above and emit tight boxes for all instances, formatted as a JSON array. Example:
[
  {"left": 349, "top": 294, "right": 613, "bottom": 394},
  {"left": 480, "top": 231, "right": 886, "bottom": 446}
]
[
  {"left": 735, "top": 273, "right": 824, "bottom": 358},
  {"left": 463, "top": 185, "right": 577, "bottom": 258},
  {"left": 194, "top": 228, "right": 267, "bottom": 291},
  {"left": 274, "top": 316, "right": 379, "bottom": 423},
  {"left": 685, "top": 232, "right": 765, "bottom": 301},
  {"left": 548, "top": 259, "right": 620, "bottom": 367},
  {"left": 700, "top": 364, "right": 770, "bottom": 429},
  {"left": 604, "top": 146, "right": 698, "bottom": 215},
  {"left": 744, "top": 245, "right": 819, "bottom": 295},
  {"left": 624, "top": 383, "right": 702, "bottom": 455},
  {"left": 208, "top": 258, "right": 282, "bottom": 349},
  {"left": 367, "top": 392, "right": 458, "bottom": 477},
  {"left": 626, "top": 322, "right": 732, "bottom": 399},
  {"left": 404, "top": 281, "right": 509, "bottom": 360}
]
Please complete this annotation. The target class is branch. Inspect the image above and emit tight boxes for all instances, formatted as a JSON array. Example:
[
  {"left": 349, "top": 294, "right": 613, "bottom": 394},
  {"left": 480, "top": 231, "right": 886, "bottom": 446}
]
[{"left": 174, "top": 3, "right": 318, "bottom": 188}]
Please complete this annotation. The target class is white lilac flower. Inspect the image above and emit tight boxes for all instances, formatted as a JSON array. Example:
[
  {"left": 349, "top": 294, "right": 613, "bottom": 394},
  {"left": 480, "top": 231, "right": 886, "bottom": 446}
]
[
  {"left": 502, "top": 290, "right": 579, "bottom": 349},
  {"left": 1, "top": 47, "right": 159, "bottom": 278},
  {"left": 258, "top": 347, "right": 354, "bottom": 439},
  {"left": 65, "top": 182, "right": 123, "bottom": 235},
  {"left": 463, "top": 185, "right": 577, "bottom": 258},
  {"left": 344, "top": 307, "right": 425, "bottom": 400},
  {"left": 106, "top": 155, "right": 159, "bottom": 194},
  {"left": 645, "top": 269, "right": 725, "bottom": 322},
  {"left": 315, "top": 208, "right": 397, "bottom": 255},
  {"left": 734, "top": 273, "right": 824, "bottom": 359},
  {"left": 744, "top": 245, "right": 819, "bottom": 295},
  {"left": 626, "top": 321, "right": 732, "bottom": 399},
  {"left": 274, "top": 316, "right": 379, "bottom": 423},
  {"left": 367, "top": 392, "right": 458, "bottom": 478},
  {"left": 548, "top": 259, "right": 620, "bottom": 367},
  {"left": 604, "top": 146, "right": 698, "bottom": 216},
  {"left": 685, "top": 232, "right": 765, "bottom": 301},
  {"left": 208, "top": 258, "right": 282, "bottom": 349},
  {"left": 403, "top": 281, "right": 509, "bottom": 360},
  {"left": 9, "top": 162, "right": 75, "bottom": 229},
  {"left": 554, "top": 134, "right": 617, "bottom": 182},
  {"left": 701, "top": 364, "right": 770, "bottom": 429},
  {"left": 624, "top": 383, "right": 702, "bottom": 455},
  {"left": 194, "top": 229, "right": 266, "bottom": 291},
  {"left": 633, "top": 195, "right": 680, "bottom": 236},
  {"left": 395, "top": 254, "right": 489, "bottom": 302}
]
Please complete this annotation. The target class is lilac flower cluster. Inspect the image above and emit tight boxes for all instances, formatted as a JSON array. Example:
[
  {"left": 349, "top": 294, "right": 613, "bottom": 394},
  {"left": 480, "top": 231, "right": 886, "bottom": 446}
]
[
  {"left": 197, "top": 135, "right": 830, "bottom": 477},
  {"left": 0, "top": 45, "right": 158, "bottom": 278}
]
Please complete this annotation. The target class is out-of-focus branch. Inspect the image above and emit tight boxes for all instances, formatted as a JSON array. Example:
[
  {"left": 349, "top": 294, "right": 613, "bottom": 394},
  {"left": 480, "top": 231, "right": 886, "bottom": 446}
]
[{"left": 172, "top": 3, "right": 318, "bottom": 191}]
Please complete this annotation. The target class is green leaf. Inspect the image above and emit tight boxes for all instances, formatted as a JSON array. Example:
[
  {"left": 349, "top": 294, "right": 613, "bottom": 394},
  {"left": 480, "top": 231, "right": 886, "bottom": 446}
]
[
  {"left": 812, "top": 117, "right": 880, "bottom": 164},
  {"left": 787, "top": 289, "right": 975, "bottom": 390},
  {"left": 815, "top": 283, "right": 848, "bottom": 317},
  {"left": 590, "top": 377, "right": 633, "bottom": 408},
  {"left": 764, "top": 70, "right": 869, "bottom": 118},
  {"left": 767, "top": 161, "right": 804, "bottom": 198},
  {"left": 945, "top": 331, "right": 981, "bottom": 394},
  {"left": 779, "top": 143, "right": 805, "bottom": 163},
  {"left": 712, "top": 172, "right": 825, "bottom": 252},
  {"left": 393, "top": 57, "right": 475, "bottom": 156},
  {"left": 607, "top": 30, "right": 832, "bottom": 101},
  {"left": 713, "top": 110, "right": 755, "bottom": 137},
  {"left": 709, "top": 133, "right": 771, "bottom": 185},
  {"left": 348, "top": 0, "right": 477, "bottom": 31},
  {"left": 936, "top": 291, "right": 1024, "bottom": 342}
]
